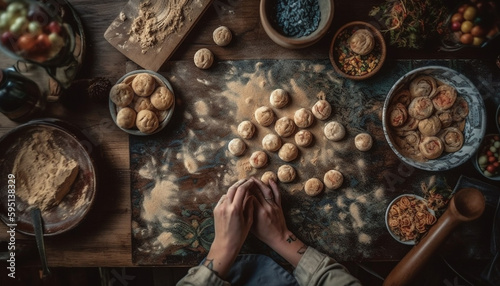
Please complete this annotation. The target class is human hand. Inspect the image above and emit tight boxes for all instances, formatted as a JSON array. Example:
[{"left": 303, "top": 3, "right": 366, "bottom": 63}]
[
  {"left": 204, "top": 178, "right": 255, "bottom": 278},
  {"left": 250, "top": 177, "right": 307, "bottom": 267}
]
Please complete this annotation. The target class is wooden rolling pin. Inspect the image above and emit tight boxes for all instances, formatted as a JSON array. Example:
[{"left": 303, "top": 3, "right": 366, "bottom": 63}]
[{"left": 384, "top": 188, "right": 486, "bottom": 286}]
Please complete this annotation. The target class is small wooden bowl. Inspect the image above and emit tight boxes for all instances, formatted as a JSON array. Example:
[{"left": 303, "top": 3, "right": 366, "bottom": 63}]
[
  {"left": 329, "top": 21, "right": 386, "bottom": 80},
  {"left": 260, "top": 0, "right": 334, "bottom": 49}
]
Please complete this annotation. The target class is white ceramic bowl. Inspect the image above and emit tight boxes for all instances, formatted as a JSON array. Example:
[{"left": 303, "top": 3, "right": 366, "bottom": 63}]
[
  {"left": 385, "top": 194, "right": 435, "bottom": 245},
  {"left": 382, "top": 66, "right": 486, "bottom": 171},
  {"left": 109, "top": 70, "right": 175, "bottom": 136}
]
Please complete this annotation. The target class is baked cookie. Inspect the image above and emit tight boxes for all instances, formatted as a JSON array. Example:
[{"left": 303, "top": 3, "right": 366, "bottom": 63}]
[
  {"left": 354, "top": 133, "right": 373, "bottom": 151},
  {"left": 275, "top": 117, "right": 296, "bottom": 137},
  {"left": 249, "top": 151, "right": 268, "bottom": 168},
  {"left": 150, "top": 86, "right": 174, "bottom": 111},
  {"left": 132, "top": 73, "right": 156, "bottom": 97},
  {"left": 133, "top": 96, "right": 154, "bottom": 113},
  {"left": 136, "top": 109, "right": 159, "bottom": 134},
  {"left": 228, "top": 138, "right": 246, "bottom": 156},
  {"left": 295, "top": 130, "right": 313, "bottom": 147},
  {"left": 194, "top": 48, "right": 214, "bottom": 69},
  {"left": 254, "top": 106, "right": 275, "bottom": 126},
  {"left": 116, "top": 107, "right": 137, "bottom": 129},
  {"left": 278, "top": 143, "right": 298, "bottom": 162},
  {"left": 213, "top": 26, "right": 232, "bottom": 46},
  {"left": 312, "top": 99, "right": 332, "bottom": 120},
  {"left": 324, "top": 121, "right": 346, "bottom": 141},
  {"left": 349, "top": 29, "right": 374, "bottom": 55},
  {"left": 261, "top": 171, "right": 277, "bottom": 185},
  {"left": 294, "top": 108, "right": 314, "bottom": 128},
  {"left": 304, "top": 178, "right": 324, "bottom": 196},
  {"left": 270, "top": 89, "right": 289, "bottom": 108},
  {"left": 110, "top": 83, "right": 134, "bottom": 107},
  {"left": 237, "top": 120, "right": 256, "bottom": 139},
  {"left": 262, "top": 133, "right": 282, "bottom": 152},
  {"left": 277, "top": 164, "right": 296, "bottom": 183},
  {"left": 323, "top": 170, "right": 343, "bottom": 190}
]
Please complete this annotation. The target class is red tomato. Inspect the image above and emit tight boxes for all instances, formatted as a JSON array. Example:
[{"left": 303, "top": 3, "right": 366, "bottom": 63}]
[
  {"left": 486, "top": 165, "right": 496, "bottom": 173},
  {"left": 17, "top": 34, "right": 36, "bottom": 52},
  {"left": 35, "top": 33, "right": 51, "bottom": 51},
  {"left": 47, "top": 21, "right": 61, "bottom": 34},
  {"left": 494, "top": 162, "right": 500, "bottom": 167},
  {"left": 489, "top": 156, "right": 497, "bottom": 163}
]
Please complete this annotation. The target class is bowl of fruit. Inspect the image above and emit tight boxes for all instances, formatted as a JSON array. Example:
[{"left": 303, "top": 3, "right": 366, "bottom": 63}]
[
  {"left": 474, "top": 134, "right": 500, "bottom": 180},
  {"left": 0, "top": 0, "right": 75, "bottom": 66},
  {"left": 441, "top": 0, "right": 500, "bottom": 50}
]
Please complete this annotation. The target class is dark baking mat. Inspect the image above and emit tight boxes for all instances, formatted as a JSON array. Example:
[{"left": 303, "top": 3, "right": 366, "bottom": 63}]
[{"left": 130, "top": 59, "right": 500, "bottom": 265}]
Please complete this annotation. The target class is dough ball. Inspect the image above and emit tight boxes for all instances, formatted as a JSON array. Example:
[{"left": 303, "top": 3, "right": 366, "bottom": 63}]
[
  {"left": 249, "top": 151, "right": 268, "bottom": 168},
  {"left": 237, "top": 120, "right": 256, "bottom": 139},
  {"left": 349, "top": 29, "right": 375, "bottom": 55},
  {"left": 213, "top": 26, "right": 232, "bottom": 46},
  {"left": 116, "top": 107, "right": 136, "bottom": 129},
  {"left": 278, "top": 143, "right": 298, "bottom": 162},
  {"left": 270, "top": 89, "right": 289, "bottom": 108},
  {"left": 304, "top": 178, "right": 324, "bottom": 197},
  {"left": 294, "top": 108, "right": 314, "bottom": 128},
  {"left": 254, "top": 106, "right": 275, "bottom": 126},
  {"left": 261, "top": 171, "right": 277, "bottom": 185},
  {"left": 132, "top": 73, "right": 156, "bottom": 97},
  {"left": 110, "top": 83, "right": 134, "bottom": 107},
  {"left": 133, "top": 96, "right": 154, "bottom": 113},
  {"left": 324, "top": 121, "right": 346, "bottom": 141},
  {"left": 277, "top": 165, "right": 296, "bottom": 183},
  {"left": 354, "top": 133, "right": 373, "bottom": 151},
  {"left": 262, "top": 133, "right": 282, "bottom": 152},
  {"left": 275, "top": 117, "right": 296, "bottom": 137},
  {"left": 295, "top": 130, "right": 313, "bottom": 147},
  {"left": 324, "top": 170, "right": 343, "bottom": 190},
  {"left": 194, "top": 48, "right": 214, "bottom": 69},
  {"left": 150, "top": 86, "right": 174, "bottom": 111},
  {"left": 228, "top": 138, "right": 246, "bottom": 156},
  {"left": 312, "top": 100, "right": 332, "bottom": 120},
  {"left": 136, "top": 109, "right": 159, "bottom": 134}
]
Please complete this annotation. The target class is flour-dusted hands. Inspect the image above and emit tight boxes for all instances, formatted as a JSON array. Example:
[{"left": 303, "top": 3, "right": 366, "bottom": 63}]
[{"left": 203, "top": 178, "right": 255, "bottom": 278}]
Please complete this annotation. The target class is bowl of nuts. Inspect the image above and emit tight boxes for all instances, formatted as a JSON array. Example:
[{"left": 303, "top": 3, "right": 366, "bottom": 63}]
[
  {"left": 329, "top": 21, "right": 386, "bottom": 80},
  {"left": 109, "top": 70, "right": 175, "bottom": 136}
]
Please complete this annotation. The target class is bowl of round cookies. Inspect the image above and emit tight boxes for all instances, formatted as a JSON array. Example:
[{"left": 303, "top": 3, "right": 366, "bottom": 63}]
[
  {"left": 109, "top": 70, "right": 175, "bottom": 135},
  {"left": 382, "top": 66, "right": 486, "bottom": 171}
]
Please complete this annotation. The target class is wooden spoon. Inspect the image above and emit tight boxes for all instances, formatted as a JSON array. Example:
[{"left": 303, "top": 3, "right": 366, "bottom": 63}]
[{"left": 383, "top": 188, "right": 485, "bottom": 286}]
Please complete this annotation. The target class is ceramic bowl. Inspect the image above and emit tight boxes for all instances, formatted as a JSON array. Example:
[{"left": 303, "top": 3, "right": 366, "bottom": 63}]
[
  {"left": 473, "top": 134, "right": 500, "bottom": 181},
  {"left": 329, "top": 21, "right": 386, "bottom": 80},
  {"left": 109, "top": 70, "right": 175, "bottom": 136},
  {"left": 382, "top": 66, "right": 486, "bottom": 171},
  {"left": 496, "top": 104, "right": 500, "bottom": 133},
  {"left": 385, "top": 194, "right": 435, "bottom": 245},
  {"left": 259, "top": 0, "right": 334, "bottom": 49}
]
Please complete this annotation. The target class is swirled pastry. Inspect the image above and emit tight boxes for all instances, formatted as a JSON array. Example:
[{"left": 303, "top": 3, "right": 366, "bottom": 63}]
[
  {"left": 295, "top": 130, "right": 313, "bottom": 147},
  {"left": 323, "top": 170, "right": 343, "bottom": 190},
  {"left": 228, "top": 138, "right": 246, "bottom": 156},
  {"left": 409, "top": 75, "right": 437, "bottom": 98},
  {"left": 451, "top": 96, "right": 469, "bottom": 121},
  {"left": 408, "top": 97, "right": 434, "bottom": 120},
  {"left": 418, "top": 115, "right": 442, "bottom": 136},
  {"left": 254, "top": 106, "right": 275, "bottom": 126},
  {"left": 395, "top": 117, "right": 419, "bottom": 133},
  {"left": 389, "top": 103, "right": 408, "bottom": 127},
  {"left": 277, "top": 164, "right": 296, "bottom": 183},
  {"left": 312, "top": 100, "right": 332, "bottom": 120},
  {"left": 237, "top": 120, "right": 256, "bottom": 139},
  {"left": 348, "top": 29, "right": 374, "bottom": 55},
  {"left": 249, "top": 151, "right": 268, "bottom": 168},
  {"left": 393, "top": 89, "right": 412, "bottom": 107},
  {"left": 437, "top": 110, "right": 453, "bottom": 128},
  {"left": 262, "top": 133, "right": 282, "bottom": 152},
  {"left": 354, "top": 133, "right": 373, "bottom": 151},
  {"left": 304, "top": 178, "right": 324, "bottom": 197},
  {"left": 294, "top": 108, "right": 314, "bottom": 128},
  {"left": 432, "top": 84, "right": 457, "bottom": 111},
  {"left": 269, "top": 89, "right": 289, "bottom": 108},
  {"left": 275, "top": 117, "right": 296, "bottom": 137},
  {"left": 419, "top": 136, "right": 444, "bottom": 159},
  {"left": 395, "top": 131, "right": 423, "bottom": 161},
  {"left": 278, "top": 143, "right": 298, "bottom": 162},
  {"left": 439, "top": 127, "right": 464, "bottom": 153}
]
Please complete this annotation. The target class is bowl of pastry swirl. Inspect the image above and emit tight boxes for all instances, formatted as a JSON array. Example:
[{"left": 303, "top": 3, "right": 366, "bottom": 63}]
[{"left": 382, "top": 66, "right": 486, "bottom": 171}]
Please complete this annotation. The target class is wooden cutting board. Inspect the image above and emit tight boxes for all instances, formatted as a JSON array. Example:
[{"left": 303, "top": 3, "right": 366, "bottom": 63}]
[{"left": 104, "top": 0, "right": 214, "bottom": 71}]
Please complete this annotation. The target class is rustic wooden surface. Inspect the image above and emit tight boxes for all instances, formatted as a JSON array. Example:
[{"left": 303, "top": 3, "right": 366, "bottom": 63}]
[{"left": 0, "top": 0, "right": 499, "bottom": 267}]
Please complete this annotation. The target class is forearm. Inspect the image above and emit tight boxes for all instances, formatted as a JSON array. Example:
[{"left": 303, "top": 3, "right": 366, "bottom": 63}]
[
  {"left": 269, "top": 230, "right": 308, "bottom": 268},
  {"left": 203, "top": 243, "right": 239, "bottom": 279}
]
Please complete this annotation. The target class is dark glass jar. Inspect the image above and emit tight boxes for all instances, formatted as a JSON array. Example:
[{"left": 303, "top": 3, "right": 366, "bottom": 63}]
[{"left": 0, "top": 67, "right": 44, "bottom": 122}]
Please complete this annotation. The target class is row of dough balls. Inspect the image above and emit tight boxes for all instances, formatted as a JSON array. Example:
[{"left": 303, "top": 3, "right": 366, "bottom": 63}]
[{"left": 194, "top": 26, "right": 233, "bottom": 69}]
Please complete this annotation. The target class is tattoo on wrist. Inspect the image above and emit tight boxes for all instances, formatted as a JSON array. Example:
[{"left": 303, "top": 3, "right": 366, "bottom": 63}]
[
  {"left": 286, "top": 235, "right": 297, "bottom": 243},
  {"left": 203, "top": 258, "right": 220, "bottom": 275},
  {"left": 297, "top": 245, "right": 307, "bottom": 255}
]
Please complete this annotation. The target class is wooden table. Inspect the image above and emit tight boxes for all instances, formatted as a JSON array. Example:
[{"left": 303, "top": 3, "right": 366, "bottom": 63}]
[{"left": 0, "top": 0, "right": 499, "bottom": 267}]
